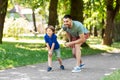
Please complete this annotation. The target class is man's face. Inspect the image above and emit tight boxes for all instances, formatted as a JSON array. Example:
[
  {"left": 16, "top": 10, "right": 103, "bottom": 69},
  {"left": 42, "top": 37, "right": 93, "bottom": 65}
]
[{"left": 63, "top": 18, "right": 72, "bottom": 28}]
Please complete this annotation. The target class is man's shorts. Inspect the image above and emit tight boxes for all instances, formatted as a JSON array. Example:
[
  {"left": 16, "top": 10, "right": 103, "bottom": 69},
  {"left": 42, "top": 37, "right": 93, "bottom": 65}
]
[{"left": 70, "top": 33, "right": 90, "bottom": 48}]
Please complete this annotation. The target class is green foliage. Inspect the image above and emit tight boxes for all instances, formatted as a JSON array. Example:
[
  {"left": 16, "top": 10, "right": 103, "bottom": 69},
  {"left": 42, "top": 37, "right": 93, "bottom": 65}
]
[
  {"left": 16, "top": 0, "right": 44, "bottom": 9},
  {"left": 4, "top": 18, "right": 30, "bottom": 39},
  {"left": 83, "top": 0, "right": 106, "bottom": 29}
]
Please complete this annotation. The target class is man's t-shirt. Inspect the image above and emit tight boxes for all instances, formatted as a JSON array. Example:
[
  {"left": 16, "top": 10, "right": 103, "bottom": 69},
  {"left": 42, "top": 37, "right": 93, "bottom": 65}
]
[
  {"left": 44, "top": 33, "right": 59, "bottom": 50},
  {"left": 62, "top": 20, "right": 89, "bottom": 37}
]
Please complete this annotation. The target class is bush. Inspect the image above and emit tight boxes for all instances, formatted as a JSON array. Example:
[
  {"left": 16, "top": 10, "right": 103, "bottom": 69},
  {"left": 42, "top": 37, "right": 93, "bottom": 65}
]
[{"left": 4, "top": 18, "right": 30, "bottom": 39}]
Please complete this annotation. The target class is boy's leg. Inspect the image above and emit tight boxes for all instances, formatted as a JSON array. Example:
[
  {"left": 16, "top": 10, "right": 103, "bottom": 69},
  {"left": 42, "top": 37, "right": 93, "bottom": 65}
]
[
  {"left": 55, "top": 49, "right": 64, "bottom": 70},
  {"left": 54, "top": 49, "right": 62, "bottom": 65},
  {"left": 48, "top": 53, "right": 52, "bottom": 67},
  {"left": 47, "top": 53, "right": 52, "bottom": 72}
]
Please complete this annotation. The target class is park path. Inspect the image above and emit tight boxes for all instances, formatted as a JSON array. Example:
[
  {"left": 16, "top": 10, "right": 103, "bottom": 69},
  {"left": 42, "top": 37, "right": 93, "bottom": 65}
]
[{"left": 0, "top": 52, "right": 120, "bottom": 80}]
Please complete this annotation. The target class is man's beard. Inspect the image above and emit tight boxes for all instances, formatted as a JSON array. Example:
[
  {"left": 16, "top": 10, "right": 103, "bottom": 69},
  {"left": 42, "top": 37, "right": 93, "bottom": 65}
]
[{"left": 64, "top": 24, "right": 71, "bottom": 28}]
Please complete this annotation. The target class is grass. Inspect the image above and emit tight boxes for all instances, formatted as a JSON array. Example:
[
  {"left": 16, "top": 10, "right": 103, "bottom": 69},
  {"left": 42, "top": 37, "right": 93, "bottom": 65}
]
[
  {"left": 100, "top": 70, "right": 120, "bottom": 80},
  {"left": 0, "top": 36, "right": 120, "bottom": 70}
]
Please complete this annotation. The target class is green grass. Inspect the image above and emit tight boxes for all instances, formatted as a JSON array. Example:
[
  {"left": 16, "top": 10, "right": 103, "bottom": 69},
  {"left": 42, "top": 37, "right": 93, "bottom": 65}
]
[
  {"left": 0, "top": 36, "right": 120, "bottom": 70},
  {"left": 101, "top": 70, "right": 120, "bottom": 80}
]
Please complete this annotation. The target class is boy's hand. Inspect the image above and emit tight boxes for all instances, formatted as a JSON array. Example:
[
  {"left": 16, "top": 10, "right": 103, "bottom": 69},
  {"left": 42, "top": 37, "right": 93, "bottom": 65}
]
[{"left": 48, "top": 50, "right": 52, "bottom": 56}]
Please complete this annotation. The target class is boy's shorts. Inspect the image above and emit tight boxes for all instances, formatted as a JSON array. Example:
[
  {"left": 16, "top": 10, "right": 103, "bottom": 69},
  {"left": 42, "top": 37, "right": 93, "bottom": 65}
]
[{"left": 53, "top": 48, "right": 61, "bottom": 58}]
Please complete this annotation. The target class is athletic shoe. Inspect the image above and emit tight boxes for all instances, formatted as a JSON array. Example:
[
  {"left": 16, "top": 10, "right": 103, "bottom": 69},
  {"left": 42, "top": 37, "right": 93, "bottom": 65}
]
[
  {"left": 80, "top": 63, "right": 85, "bottom": 68},
  {"left": 72, "top": 66, "right": 81, "bottom": 72},
  {"left": 60, "top": 65, "right": 65, "bottom": 70},
  {"left": 47, "top": 67, "right": 52, "bottom": 72}
]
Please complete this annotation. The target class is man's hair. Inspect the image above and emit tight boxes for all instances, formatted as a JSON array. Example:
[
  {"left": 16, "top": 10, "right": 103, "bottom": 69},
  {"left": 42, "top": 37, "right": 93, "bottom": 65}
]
[
  {"left": 46, "top": 25, "right": 55, "bottom": 33},
  {"left": 63, "top": 14, "right": 72, "bottom": 19}
]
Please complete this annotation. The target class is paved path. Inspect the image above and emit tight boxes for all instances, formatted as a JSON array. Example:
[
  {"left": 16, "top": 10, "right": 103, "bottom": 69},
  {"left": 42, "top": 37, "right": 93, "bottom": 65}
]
[{"left": 0, "top": 52, "right": 120, "bottom": 80}]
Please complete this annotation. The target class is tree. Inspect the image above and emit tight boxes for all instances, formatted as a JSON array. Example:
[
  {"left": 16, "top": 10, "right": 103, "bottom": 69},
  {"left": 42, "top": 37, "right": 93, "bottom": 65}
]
[
  {"left": 0, "top": 0, "right": 8, "bottom": 44},
  {"left": 103, "top": 0, "right": 120, "bottom": 46},
  {"left": 48, "top": 0, "right": 58, "bottom": 27},
  {"left": 16, "top": 0, "right": 44, "bottom": 32},
  {"left": 70, "top": 0, "right": 83, "bottom": 22}
]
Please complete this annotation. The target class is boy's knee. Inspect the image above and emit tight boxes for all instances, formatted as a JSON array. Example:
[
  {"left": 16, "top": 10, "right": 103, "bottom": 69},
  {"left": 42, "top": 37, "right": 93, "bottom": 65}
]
[{"left": 48, "top": 54, "right": 52, "bottom": 57}]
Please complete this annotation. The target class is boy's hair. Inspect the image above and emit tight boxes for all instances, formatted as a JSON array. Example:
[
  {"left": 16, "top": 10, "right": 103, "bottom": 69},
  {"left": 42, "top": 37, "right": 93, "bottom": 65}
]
[
  {"left": 63, "top": 14, "right": 72, "bottom": 19},
  {"left": 46, "top": 25, "right": 55, "bottom": 33}
]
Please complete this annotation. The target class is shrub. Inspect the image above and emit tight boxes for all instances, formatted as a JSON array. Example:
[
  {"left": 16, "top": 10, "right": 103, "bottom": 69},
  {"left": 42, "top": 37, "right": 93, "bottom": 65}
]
[{"left": 4, "top": 18, "right": 30, "bottom": 39}]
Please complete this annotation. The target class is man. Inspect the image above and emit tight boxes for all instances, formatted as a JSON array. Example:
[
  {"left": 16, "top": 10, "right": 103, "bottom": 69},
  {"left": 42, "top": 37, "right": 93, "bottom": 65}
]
[{"left": 62, "top": 15, "right": 89, "bottom": 72}]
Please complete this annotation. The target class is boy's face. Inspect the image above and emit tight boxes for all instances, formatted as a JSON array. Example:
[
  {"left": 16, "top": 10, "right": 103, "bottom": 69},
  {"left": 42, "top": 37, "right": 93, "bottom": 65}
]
[
  {"left": 63, "top": 18, "right": 72, "bottom": 28},
  {"left": 46, "top": 28, "right": 53, "bottom": 37}
]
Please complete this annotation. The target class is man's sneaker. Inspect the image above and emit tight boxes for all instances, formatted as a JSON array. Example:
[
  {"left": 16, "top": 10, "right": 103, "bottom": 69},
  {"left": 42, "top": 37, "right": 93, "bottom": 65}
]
[
  {"left": 72, "top": 66, "right": 81, "bottom": 72},
  {"left": 47, "top": 67, "right": 52, "bottom": 72},
  {"left": 60, "top": 65, "right": 64, "bottom": 70},
  {"left": 80, "top": 64, "right": 85, "bottom": 68}
]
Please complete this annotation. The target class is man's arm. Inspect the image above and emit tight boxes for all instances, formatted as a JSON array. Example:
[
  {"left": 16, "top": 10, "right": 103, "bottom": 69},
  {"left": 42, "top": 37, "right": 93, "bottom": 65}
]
[
  {"left": 66, "top": 32, "right": 71, "bottom": 42},
  {"left": 65, "top": 33, "right": 85, "bottom": 47},
  {"left": 73, "top": 33, "right": 85, "bottom": 44}
]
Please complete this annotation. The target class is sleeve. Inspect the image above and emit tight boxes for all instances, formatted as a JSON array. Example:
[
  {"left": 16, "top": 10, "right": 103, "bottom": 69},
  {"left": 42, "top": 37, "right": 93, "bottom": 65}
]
[
  {"left": 84, "top": 27, "right": 89, "bottom": 33},
  {"left": 44, "top": 35, "right": 48, "bottom": 43},
  {"left": 77, "top": 24, "right": 84, "bottom": 34},
  {"left": 52, "top": 34, "right": 57, "bottom": 43}
]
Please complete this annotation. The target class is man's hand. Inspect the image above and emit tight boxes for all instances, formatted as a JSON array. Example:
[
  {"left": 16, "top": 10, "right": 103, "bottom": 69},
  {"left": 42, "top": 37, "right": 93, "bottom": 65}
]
[{"left": 65, "top": 42, "right": 74, "bottom": 47}]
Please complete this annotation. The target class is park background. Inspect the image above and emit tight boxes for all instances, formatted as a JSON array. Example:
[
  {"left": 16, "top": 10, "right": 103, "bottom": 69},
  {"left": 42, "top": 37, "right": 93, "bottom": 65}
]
[{"left": 0, "top": 0, "right": 120, "bottom": 80}]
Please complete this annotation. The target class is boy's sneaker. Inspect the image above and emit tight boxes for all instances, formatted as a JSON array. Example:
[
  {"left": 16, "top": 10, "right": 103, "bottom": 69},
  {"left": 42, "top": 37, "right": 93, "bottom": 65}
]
[
  {"left": 72, "top": 66, "right": 81, "bottom": 72},
  {"left": 47, "top": 67, "right": 52, "bottom": 72},
  {"left": 60, "top": 65, "right": 64, "bottom": 70},
  {"left": 80, "top": 64, "right": 85, "bottom": 68}
]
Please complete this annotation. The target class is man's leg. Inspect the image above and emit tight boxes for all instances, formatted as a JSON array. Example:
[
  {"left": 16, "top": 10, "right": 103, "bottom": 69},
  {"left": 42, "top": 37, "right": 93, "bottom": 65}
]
[
  {"left": 71, "top": 43, "right": 81, "bottom": 72},
  {"left": 75, "top": 44, "right": 81, "bottom": 66},
  {"left": 72, "top": 47, "right": 82, "bottom": 64}
]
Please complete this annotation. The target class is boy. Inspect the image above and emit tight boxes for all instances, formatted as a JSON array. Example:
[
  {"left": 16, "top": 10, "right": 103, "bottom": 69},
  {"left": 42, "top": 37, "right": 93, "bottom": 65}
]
[{"left": 44, "top": 25, "right": 64, "bottom": 72}]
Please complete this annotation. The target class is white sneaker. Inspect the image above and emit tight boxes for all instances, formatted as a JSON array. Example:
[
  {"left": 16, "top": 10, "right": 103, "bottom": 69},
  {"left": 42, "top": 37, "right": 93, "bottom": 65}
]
[{"left": 72, "top": 66, "right": 81, "bottom": 73}]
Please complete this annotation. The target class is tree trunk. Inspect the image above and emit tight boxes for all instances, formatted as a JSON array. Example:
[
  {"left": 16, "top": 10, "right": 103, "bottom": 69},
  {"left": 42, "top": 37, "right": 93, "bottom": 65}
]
[
  {"left": 48, "top": 0, "right": 58, "bottom": 27},
  {"left": 103, "top": 0, "right": 120, "bottom": 46},
  {"left": 103, "top": 10, "right": 114, "bottom": 45},
  {"left": 94, "top": 26, "right": 98, "bottom": 37},
  {"left": 70, "top": 0, "right": 83, "bottom": 22},
  {"left": 0, "top": 0, "right": 8, "bottom": 44},
  {"left": 32, "top": 9, "right": 37, "bottom": 32},
  {"left": 113, "top": 22, "right": 120, "bottom": 42}
]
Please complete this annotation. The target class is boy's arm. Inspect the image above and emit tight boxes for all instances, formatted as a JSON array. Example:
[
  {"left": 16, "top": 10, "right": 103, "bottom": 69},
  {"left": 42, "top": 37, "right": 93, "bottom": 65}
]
[
  {"left": 50, "top": 43, "right": 55, "bottom": 52},
  {"left": 46, "top": 43, "right": 55, "bottom": 53},
  {"left": 46, "top": 43, "right": 51, "bottom": 51}
]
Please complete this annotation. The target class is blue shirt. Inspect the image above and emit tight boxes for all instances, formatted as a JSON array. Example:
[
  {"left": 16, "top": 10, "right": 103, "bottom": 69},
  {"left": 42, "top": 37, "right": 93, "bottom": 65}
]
[
  {"left": 44, "top": 33, "right": 60, "bottom": 50},
  {"left": 62, "top": 20, "right": 89, "bottom": 37}
]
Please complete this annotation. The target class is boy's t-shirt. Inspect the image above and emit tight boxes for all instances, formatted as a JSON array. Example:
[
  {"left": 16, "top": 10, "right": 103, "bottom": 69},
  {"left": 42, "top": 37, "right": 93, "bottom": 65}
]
[
  {"left": 44, "top": 33, "right": 59, "bottom": 50},
  {"left": 62, "top": 20, "right": 89, "bottom": 37}
]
